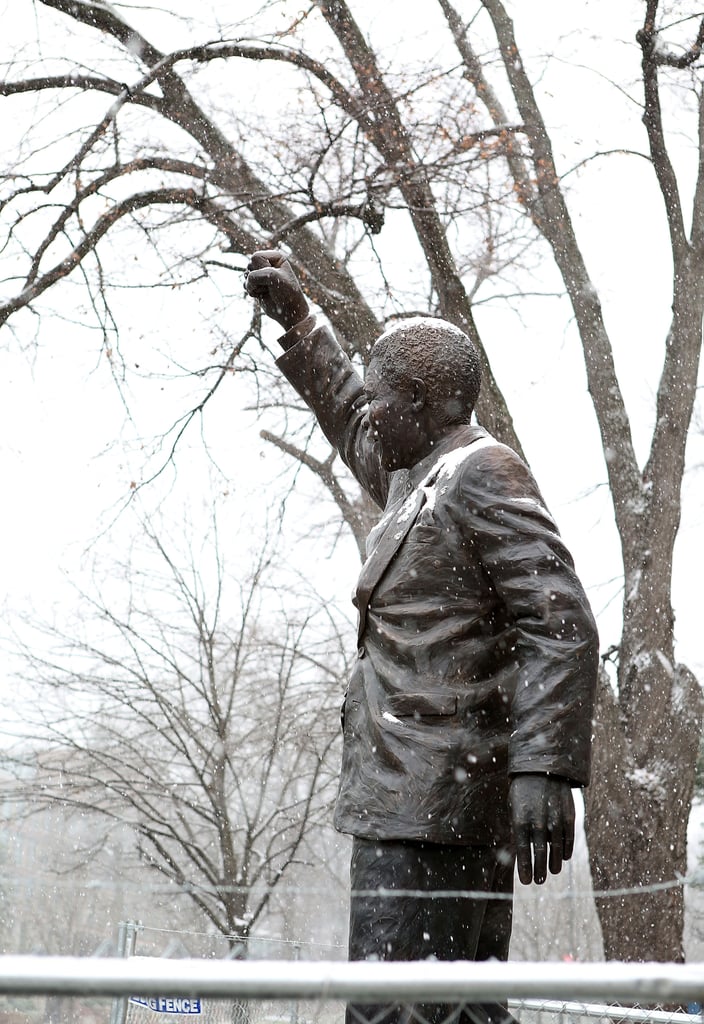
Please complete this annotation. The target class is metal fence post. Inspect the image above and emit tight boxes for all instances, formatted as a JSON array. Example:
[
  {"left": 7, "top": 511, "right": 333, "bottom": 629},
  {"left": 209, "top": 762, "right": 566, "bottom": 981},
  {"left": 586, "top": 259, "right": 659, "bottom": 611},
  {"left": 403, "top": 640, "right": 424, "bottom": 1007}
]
[
  {"left": 110, "top": 921, "right": 140, "bottom": 1024},
  {"left": 288, "top": 944, "right": 300, "bottom": 1024}
]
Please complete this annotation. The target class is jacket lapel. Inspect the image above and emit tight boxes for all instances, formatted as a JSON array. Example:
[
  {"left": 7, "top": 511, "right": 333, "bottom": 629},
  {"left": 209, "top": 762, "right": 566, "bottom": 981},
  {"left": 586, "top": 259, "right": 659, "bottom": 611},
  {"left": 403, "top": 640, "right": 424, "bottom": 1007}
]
[
  {"left": 354, "top": 425, "right": 490, "bottom": 646},
  {"left": 354, "top": 483, "right": 426, "bottom": 645}
]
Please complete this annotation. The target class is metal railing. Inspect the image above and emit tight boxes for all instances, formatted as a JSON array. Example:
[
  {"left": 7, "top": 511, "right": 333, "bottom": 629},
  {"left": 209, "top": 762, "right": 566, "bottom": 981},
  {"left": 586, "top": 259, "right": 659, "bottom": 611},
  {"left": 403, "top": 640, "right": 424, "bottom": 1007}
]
[{"left": 0, "top": 957, "right": 701, "bottom": 1005}]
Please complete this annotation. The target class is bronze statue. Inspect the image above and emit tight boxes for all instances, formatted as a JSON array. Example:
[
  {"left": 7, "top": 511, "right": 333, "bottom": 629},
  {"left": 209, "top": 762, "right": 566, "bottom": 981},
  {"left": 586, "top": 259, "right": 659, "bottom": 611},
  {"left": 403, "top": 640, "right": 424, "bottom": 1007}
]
[{"left": 245, "top": 251, "right": 599, "bottom": 1024}]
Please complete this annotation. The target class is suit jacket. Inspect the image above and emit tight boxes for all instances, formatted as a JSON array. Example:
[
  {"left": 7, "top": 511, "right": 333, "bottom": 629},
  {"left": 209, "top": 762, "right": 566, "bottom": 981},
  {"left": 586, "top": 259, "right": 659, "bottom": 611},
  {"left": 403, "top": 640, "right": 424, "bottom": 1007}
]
[{"left": 277, "top": 320, "right": 599, "bottom": 846}]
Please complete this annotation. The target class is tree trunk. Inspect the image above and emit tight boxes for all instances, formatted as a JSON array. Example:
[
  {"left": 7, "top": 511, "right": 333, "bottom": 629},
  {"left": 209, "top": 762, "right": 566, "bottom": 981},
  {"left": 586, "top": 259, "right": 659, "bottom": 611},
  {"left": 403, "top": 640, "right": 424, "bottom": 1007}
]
[
  {"left": 586, "top": 258, "right": 704, "bottom": 962},
  {"left": 586, "top": 651, "right": 703, "bottom": 961}
]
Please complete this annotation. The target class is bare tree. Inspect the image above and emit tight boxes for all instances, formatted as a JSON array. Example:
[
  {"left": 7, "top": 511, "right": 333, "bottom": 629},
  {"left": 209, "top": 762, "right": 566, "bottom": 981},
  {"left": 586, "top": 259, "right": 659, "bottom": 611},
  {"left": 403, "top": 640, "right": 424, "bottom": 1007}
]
[
  {"left": 1, "top": 1, "right": 703, "bottom": 961},
  {"left": 4, "top": 520, "right": 347, "bottom": 948}
]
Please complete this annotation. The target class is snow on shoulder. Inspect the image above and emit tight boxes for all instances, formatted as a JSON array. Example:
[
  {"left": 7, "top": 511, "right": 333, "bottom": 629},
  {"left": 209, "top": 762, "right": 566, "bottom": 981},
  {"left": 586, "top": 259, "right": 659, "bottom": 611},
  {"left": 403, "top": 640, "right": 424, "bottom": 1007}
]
[{"left": 420, "top": 436, "right": 502, "bottom": 511}]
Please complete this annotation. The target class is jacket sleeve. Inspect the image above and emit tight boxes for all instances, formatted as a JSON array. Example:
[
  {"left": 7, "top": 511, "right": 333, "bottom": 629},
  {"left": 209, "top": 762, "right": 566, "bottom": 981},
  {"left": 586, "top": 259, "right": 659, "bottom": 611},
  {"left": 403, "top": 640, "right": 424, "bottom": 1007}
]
[
  {"left": 275, "top": 319, "right": 389, "bottom": 509},
  {"left": 455, "top": 443, "right": 599, "bottom": 786}
]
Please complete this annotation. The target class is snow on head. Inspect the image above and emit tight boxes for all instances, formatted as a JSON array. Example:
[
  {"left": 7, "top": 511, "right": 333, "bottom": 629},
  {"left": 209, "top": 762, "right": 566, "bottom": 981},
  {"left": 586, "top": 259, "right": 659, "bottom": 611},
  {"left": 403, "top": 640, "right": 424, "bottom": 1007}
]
[
  {"left": 372, "top": 317, "right": 482, "bottom": 424},
  {"left": 377, "top": 316, "right": 470, "bottom": 344}
]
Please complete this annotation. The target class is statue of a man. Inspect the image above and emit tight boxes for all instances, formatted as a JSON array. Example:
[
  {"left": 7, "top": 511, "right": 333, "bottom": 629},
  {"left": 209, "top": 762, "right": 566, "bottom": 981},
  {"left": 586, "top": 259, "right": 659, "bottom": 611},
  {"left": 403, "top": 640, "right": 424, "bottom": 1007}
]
[{"left": 246, "top": 250, "right": 599, "bottom": 1024}]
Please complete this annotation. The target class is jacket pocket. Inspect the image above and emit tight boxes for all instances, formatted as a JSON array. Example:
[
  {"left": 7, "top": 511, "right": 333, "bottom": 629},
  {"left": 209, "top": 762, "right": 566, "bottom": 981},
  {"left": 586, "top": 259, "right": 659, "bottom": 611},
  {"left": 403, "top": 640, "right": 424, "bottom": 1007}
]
[{"left": 386, "top": 691, "right": 458, "bottom": 717}]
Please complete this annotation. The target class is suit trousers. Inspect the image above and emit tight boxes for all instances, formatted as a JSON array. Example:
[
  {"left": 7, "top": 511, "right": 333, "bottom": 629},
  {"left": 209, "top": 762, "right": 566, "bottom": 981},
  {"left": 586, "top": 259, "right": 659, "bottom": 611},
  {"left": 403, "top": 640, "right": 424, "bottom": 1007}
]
[{"left": 346, "top": 837, "right": 516, "bottom": 1024}]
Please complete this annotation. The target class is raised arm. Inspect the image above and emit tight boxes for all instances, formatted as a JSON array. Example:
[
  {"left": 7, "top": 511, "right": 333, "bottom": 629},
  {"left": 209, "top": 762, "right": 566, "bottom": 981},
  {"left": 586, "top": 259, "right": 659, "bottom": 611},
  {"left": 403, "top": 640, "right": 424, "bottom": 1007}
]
[{"left": 245, "top": 250, "right": 390, "bottom": 508}]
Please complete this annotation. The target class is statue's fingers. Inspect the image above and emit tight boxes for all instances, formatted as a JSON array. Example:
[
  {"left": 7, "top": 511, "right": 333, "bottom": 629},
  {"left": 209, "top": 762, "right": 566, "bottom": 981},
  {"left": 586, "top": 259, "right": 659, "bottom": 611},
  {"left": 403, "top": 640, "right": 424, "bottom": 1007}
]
[
  {"left": 515, "top": 828, "right": 534, "bottom": 885},
  {"left": 561, "top": 788, "right": 576, "bottom": 860},
  {"left": 548, "top": 836, "right": 563, "bottom": 876},
  {"left": 532, "top": 831, "right": 548, "bottom": 885},
  {"left": 247, "top": 249, "right": 287, "bottom": 270},
  {"left": 245, "top": 267, "right": 277, "bottom": 296}
]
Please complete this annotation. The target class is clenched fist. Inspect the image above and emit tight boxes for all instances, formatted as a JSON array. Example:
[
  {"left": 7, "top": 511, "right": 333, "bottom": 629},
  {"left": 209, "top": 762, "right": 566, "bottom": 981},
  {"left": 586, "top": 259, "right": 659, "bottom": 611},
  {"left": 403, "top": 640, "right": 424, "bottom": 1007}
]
[{"left": 244, "top": 250, "right": 310, "bottom": 331}]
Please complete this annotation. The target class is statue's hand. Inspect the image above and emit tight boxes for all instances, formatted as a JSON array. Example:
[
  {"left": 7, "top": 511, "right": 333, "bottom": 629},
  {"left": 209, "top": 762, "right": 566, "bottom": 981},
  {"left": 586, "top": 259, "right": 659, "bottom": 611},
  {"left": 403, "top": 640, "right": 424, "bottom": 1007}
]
[
  {"left": 509, "top": 773, "right": 575, "bottom": 885},
  {"left": 245, "top": 250, "right": 310, "bottom": 331}
]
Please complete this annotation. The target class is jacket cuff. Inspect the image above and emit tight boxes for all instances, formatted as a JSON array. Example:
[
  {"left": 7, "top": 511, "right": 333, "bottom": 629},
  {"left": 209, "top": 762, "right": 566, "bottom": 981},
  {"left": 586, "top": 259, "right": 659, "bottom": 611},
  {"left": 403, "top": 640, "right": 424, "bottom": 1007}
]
[{"left": 279, "top": 313, "right": 317, "bottom": 351}]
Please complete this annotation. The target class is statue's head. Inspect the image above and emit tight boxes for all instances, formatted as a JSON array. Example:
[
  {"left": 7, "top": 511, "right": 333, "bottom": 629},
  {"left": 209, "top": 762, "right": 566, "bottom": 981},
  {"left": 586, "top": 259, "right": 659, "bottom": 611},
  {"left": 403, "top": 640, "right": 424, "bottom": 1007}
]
[{"left": 364, "top": 317, "right": 482, "bottom": 471}]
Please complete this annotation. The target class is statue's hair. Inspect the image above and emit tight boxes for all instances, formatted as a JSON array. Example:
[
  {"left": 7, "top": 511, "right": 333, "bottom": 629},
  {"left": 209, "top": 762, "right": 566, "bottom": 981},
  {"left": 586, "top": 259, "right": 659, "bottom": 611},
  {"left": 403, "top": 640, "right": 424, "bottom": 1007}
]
[{"left": 371, "top": 317, "right": 482, "bottom": 424}]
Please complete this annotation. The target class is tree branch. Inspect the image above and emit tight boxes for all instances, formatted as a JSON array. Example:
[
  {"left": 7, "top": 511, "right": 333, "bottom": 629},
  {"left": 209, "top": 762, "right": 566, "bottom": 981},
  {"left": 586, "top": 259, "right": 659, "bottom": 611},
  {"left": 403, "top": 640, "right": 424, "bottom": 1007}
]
[
  {"left": 436, "top": 0, "right": 536, "bottom": 210},
  {"left": 690, "top": 65, "right": 704, "bottom": 251},
  {"left": 0, "top": 188, "right": 258, "bottom": 327},
  {"left": 260, "top": 429, "right": 369, "bottom": 558},
  {"left": 637, "top": 5, "right": 689, "bottom": 259},
  {"left": 23, "top": 157, "right": 207, "bottom": 288},
  {"left": 0, "top": 73, "right": 162, "bottom": 112},
  {"left": 35, "top": 0, "right": 382, "bottom": 353},
  {"left": 651, "top": 13, "right": 704, "bottom": 68},
  {"left": 479, "top": 0, "right": 644, "bottom": 548}
]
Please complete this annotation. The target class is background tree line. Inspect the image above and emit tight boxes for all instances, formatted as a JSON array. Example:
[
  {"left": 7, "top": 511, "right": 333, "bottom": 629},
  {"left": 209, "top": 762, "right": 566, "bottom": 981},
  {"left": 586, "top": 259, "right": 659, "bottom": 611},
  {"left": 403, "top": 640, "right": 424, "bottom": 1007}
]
[{"left": 3, "top": 517, "right": 349, "bottom": 953}]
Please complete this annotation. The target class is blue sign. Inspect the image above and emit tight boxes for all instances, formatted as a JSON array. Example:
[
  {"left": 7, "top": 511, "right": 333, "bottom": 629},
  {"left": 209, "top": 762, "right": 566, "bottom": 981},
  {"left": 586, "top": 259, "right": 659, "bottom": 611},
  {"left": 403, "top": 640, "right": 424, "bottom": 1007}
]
[{"left": 129, "top": 997, "right": 202, "bottom": 1015}]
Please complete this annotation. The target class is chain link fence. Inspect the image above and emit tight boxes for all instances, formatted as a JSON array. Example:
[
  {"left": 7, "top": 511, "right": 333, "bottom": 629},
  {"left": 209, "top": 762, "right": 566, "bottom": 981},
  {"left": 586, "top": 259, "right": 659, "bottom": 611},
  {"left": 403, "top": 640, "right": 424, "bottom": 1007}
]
[
  {"left": 123, "top": 998, "right": 704, "bottom": 1024},
  {"left": 3, "top": 993, "right": 703, "bottom": 1024}
]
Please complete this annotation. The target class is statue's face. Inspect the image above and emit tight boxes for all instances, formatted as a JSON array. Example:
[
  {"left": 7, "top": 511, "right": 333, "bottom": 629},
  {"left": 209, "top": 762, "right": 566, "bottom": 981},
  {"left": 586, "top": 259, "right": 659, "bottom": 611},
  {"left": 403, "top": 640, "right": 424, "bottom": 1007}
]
[{"left": 364, "top": 359, "right": 424, "bottom": 471}]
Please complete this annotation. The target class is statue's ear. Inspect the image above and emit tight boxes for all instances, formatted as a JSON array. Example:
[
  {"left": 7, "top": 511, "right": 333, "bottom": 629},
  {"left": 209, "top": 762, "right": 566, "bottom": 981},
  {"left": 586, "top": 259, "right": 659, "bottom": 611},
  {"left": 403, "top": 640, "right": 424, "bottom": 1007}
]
[{"left": 411, "top": 377, "right": 427, "bottom": 411}]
